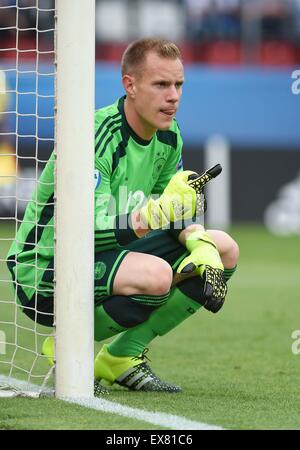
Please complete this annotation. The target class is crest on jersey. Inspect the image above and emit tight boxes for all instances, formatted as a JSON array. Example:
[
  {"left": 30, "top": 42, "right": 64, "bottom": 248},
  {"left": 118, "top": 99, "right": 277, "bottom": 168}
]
[
  {"left": 94, "top": 261, "right": 106, "bottom": 280},
  {"left": 152, "top": 149, "right": 168, "bottom": 180}
]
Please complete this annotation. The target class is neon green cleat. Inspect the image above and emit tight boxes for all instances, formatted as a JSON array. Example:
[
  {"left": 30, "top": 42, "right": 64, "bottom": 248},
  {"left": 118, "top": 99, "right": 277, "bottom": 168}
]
[
  {"left": 177, "top": 230, "right": 228, "bottom": 313},
  {"left": 42, "top": 336, "right": 109, "bottom": 396},
  {"left": 42, "top": 336, "right": 55, "bottom": 367},
  {"left": 94, "top": 344, "right": 181, "bottom": 393}
]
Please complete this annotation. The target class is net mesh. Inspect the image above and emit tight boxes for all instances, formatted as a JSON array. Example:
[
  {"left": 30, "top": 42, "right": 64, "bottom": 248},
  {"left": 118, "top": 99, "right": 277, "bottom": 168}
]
[{"left": 0, "top": 0, "right": 55, "bottom": 395}]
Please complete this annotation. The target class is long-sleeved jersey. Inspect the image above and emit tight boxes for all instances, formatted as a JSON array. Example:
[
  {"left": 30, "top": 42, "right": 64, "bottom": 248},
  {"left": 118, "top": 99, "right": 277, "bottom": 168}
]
[{"left": 8, "top": 95, "right": 183, "bottom": 262}]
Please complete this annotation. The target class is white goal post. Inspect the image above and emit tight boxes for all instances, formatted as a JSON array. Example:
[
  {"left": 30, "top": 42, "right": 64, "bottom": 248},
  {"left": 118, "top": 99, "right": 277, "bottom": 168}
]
[
  {"left": 55, "top": 0, "right": 95, "bottom": 398},
  {"left": 0, "top": 0, "right": 95, "bottom": 399}
]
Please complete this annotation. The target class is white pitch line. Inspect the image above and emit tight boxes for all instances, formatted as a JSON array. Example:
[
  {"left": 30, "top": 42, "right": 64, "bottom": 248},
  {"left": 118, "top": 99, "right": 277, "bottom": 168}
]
[
  {"left": 66, "top": 396, "right": 223, "bottom": 430},
  {"left": 0, "top": 375, "right": 224, "bottom": 430}
]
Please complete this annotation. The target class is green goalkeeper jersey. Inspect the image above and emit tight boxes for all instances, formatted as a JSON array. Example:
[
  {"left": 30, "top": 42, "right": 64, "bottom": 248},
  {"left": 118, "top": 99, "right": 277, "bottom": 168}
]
[{"left": 7, "top": 96, "right": 183, "bottom": 262}]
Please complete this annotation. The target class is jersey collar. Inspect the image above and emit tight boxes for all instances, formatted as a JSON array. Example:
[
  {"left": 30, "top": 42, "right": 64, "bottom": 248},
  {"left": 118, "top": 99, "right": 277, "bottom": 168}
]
[{"left": 118, "top": 96, "right": 153, "bottom": 146}]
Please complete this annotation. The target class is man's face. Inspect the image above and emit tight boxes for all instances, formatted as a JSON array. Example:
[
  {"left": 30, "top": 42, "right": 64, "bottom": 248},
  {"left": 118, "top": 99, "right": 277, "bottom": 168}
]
[{"left": 127, "top": 52, "right": 184, "bottom": 137}]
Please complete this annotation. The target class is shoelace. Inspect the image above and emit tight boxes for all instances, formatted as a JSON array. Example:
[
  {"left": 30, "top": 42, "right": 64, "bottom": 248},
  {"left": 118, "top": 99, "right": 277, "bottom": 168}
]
[{"left": 131, "top": 347, "right": 151, "bottom": 363}]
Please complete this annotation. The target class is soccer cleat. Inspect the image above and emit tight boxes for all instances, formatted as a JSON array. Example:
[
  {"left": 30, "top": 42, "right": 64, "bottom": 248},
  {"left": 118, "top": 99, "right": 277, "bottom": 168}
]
[
  {"left": 94, "top": 380, "right": 110, "bottom": 396},
  {"left": 42, "top": 336, "right": 55, "bottom": 366},
  {"left": 42, "top": 336, "right": 109, "bottom": 395},
  {"left": 116, "top": 360, "right": 182, "bottom": 393},
  {"left": 94, "top": 344, "right": 182, "bottom": 393}
]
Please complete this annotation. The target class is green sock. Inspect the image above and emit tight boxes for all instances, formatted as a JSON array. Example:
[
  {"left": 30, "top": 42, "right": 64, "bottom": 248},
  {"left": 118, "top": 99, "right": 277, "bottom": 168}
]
[
  {"left": 94, "top": 291, "right": 169, "bottom": 342},
  {"left": 107, "top": 267, "right": 237, "bottom": 356},
  {"left": 224, "top": 265, "right": 237, "bottom": 282},
  {"left": 108, "top": 286, "right": 202, "bottom": 357},
  {"left": 99, "top": 268, "right": 237, "bottom": 355},
  {"left": 94, "top": 304, "right": 126, "bottom": 342}
]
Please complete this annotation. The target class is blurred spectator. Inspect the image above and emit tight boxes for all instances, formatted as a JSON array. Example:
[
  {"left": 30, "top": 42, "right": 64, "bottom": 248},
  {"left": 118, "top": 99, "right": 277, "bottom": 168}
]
[
  {"left": 0, "top": 0, "right": 54, "bottom": 60},
  {"left": 137, "top": 0, "right": 184, "bottom": 41},
  {"left": 1, "top": 0, "right": 300, "bottom": 65},
  {"left": 289, "top": 0, "right": 300, "bottom": 42},
  {"left": 260, "top": 0, "right": 293, "bottom": 41},
  {"left": 0, "top": 0, "right": 54, "bottom": 45},
  {"left": 0, "top": 0, "right": 16, "bottom": 41},
  {"left": 184, "top": 0, "right": 211, "bottom": 40},
  {"left": 96, "top": 0, "right": 129, "bottom": 42},
  {"left": 185, "top": 0, "right": 241, "bottom": 41},
  {"left": 96, "top": 0, "right": 184, "bottom": 43}
]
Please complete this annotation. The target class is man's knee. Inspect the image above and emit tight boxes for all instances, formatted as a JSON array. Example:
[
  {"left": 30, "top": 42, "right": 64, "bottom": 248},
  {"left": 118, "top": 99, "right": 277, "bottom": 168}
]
[
  {"left": 207, "top": 229, "right": 239, "bottom": 268},
  {"left": 145, "top": 260, "right": 173, "bottom": 296},
  {"left": 114, "top": 255, "right": 173, "bottom": 297},
  {"left": 228, "top": 238, "right": 239, "bottom": 266},
  {"left": 221, "top": 232, "right": 239, "bottom": 267}
]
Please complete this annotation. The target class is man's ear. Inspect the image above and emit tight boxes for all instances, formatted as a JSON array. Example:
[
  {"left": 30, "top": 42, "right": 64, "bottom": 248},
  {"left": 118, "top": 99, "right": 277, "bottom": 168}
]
[{"left": 122, "top": 74, "right": 136, "bottom": 99}]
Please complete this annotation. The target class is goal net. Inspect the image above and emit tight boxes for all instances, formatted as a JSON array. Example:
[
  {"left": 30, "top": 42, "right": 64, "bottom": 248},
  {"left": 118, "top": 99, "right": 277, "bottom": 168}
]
[
  {"left": 0, "top": 0, "right": 94, "bottom": 398},
  {"left": 0, "top": 0, "right": 56, "bottom": 397}
]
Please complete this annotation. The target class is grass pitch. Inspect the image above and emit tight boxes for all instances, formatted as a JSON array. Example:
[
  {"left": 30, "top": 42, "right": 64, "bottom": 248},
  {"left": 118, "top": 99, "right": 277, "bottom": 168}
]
[{"left": 0, "top": 223, "right": 300, "bottom": 430}]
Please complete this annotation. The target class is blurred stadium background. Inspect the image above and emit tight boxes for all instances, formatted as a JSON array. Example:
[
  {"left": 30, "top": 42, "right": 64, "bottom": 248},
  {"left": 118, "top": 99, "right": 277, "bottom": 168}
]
[{"left": 0, "top": 0, "right": 300, "bottom": 230}]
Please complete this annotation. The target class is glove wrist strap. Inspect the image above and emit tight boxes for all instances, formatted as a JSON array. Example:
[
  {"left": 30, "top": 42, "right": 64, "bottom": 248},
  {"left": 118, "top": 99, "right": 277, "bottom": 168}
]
[{"left": 185, "top": 230, "right": 217, "bottom": 253}]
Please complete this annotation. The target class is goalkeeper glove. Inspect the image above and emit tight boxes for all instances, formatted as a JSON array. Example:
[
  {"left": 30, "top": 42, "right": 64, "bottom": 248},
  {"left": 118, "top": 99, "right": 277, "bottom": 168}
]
[
  {"left": 177, "top": 230, "right": 228, "bottom": 313},
  {"left": 139, "top": 170, "right": 198, "bottom": 230}
]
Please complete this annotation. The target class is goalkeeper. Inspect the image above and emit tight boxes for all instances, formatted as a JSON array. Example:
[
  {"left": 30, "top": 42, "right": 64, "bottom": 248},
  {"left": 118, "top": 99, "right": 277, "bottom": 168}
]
[{"left": 7, "top": 38, "right": 239, "bottom": 394}]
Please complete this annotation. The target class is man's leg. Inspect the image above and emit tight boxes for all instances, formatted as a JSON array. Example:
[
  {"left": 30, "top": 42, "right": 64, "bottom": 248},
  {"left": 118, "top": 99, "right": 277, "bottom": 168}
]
[
  {"left": 107, "top": 258, "right": 237, "bottom": 358},
  {"left": 109, "top": 225, "right": 239, "bottom": 355},
  {"left": 93, "top": 274, "right": 203, "bottom": 392},
  {"left": 106, "top": 278, "right": 204, "bottom": 356},
  {"left": 93, "top": 250, "right": 173, "bottom": 342},
  {"left": 93, "top": 248, "right": 184, "bottom": 392},
  {"left": 94, "top": 227, "right": 239, "bottom": 391},
  {"left": 39, "top": 243, "right": 178, "bottom": 392}
]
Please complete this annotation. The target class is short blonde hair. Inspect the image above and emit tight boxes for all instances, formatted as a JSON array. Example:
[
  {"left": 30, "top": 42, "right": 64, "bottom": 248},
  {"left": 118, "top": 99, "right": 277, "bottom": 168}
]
[{"left": 121, "top": 38, "right": 182, "bottom": 76}]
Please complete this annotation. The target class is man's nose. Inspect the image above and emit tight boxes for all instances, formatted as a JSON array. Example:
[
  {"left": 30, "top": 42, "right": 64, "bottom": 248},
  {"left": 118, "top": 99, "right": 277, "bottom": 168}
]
[{"left": 167, "top": 85, "right": 180, "bottom": 102}]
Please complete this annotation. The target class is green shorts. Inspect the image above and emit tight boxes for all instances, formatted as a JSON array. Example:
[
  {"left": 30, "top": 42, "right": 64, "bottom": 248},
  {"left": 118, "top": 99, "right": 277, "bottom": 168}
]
[
  {"left": 7, "top": 230, "right": 188, "bottom": 327},
  {"left": 94, "top": 230, "right": 189, "bottom": 303},
  {"left": 7, "top": 257, "right": 55, "bottom": 327}
]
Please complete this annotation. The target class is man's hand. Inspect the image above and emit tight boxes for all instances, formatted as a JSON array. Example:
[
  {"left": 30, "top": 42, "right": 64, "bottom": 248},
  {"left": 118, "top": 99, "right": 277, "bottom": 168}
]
[
  {"left": 139, "top": 170, "right": 198, "bottom": 230},
  {"left": 187, "top": 164, "right": 222, "bottom": 216},
  {"left": 177, "top": 230, "right": 228, "bottom": 313}
]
